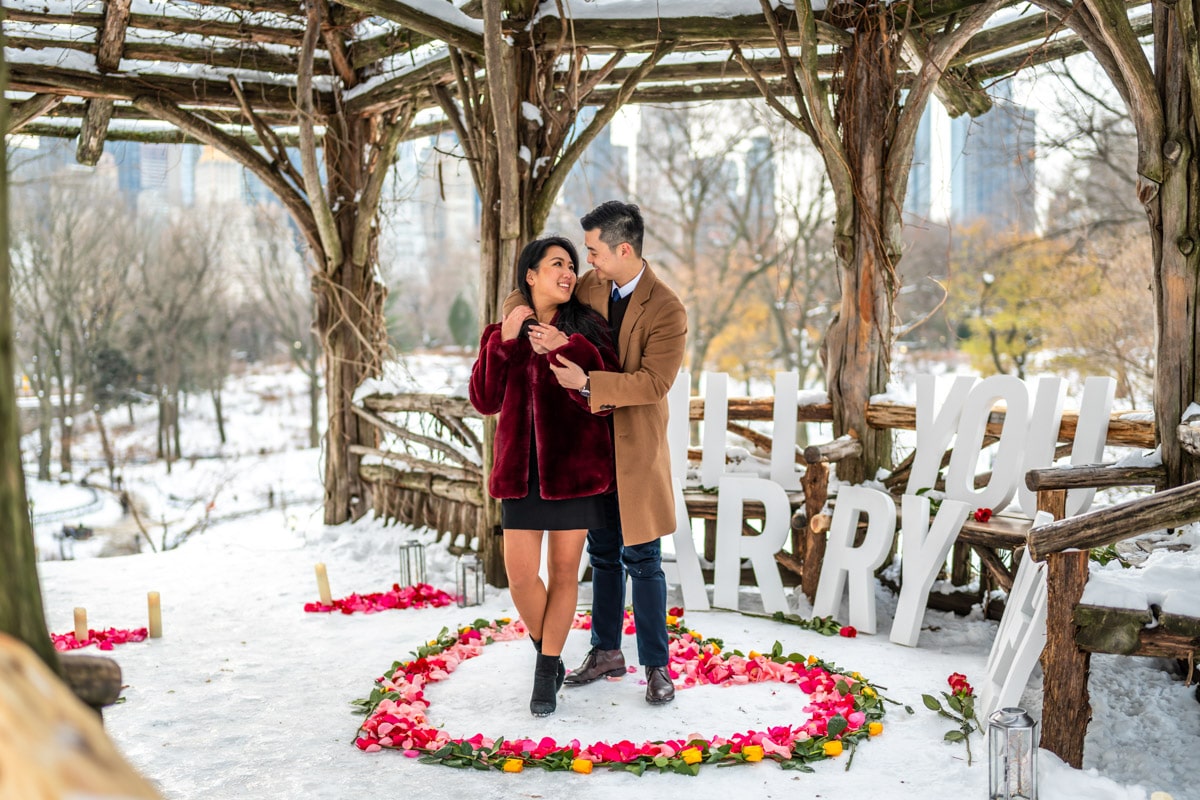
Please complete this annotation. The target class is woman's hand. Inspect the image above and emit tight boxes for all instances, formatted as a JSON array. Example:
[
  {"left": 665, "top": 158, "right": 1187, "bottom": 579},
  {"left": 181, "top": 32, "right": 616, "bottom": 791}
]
[
  {"left": 501, "top": 305, "right": 534, "bottom": 342},
  {"left": 528, "top": 323, "right": 568, "bottom": 353}
]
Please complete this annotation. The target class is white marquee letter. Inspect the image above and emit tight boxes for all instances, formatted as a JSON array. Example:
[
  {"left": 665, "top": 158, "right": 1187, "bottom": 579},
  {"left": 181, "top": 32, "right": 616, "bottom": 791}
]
[
  {"left": 889, "top": 495, "right": 972, "bottom": 647},
  {"left": 945, "top": 375, "right": 1030, "bottom": 512},
  {"left": 712, "top": 477, "right": 791, "bottom": 614},
  {"left": 812, "top": 486, "right": 896, "bottom": 634},
  {"left": 906, "top": 375, "right": 978, "bottom": 496}
]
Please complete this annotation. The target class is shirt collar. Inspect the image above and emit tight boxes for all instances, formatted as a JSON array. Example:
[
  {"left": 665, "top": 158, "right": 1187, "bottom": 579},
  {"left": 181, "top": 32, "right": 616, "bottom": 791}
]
[{"left": 612, "top": 261, "right": 647, "bottom": 300}]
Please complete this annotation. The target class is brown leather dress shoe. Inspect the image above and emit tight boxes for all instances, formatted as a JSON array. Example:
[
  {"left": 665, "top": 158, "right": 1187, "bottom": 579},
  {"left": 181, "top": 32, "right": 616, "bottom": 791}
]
[
  {"left": 645, "top": 666, "right": 675, "bottom": 704},
  {"left": 563, "top": 647, "right": 626, "bottom": 685}
]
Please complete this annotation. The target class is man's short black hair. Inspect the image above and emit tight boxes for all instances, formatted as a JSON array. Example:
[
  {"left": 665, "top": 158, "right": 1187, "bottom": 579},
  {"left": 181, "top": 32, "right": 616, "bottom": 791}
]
[{"left": 580, "top": 200, "right": 644, "bottom": 257}]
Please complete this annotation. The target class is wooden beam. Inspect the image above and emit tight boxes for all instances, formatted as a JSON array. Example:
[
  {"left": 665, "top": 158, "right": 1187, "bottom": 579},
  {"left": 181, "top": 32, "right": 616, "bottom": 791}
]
[
  {"left": 350, "top": 27, "right": 439, "bottom": 69},
  {"left": 76, "top": 99, "right": 116, "bottom": 166},
  {"left": 3, "top": 8, "right": 307, "bottom": 48},
  {"left": 42, "top": 99, "right": 299, "bottom": 127},
  {"left": 7, "top": 62, "right": 332, "bottom": 114},
  {"left": 6, "top": 93, "right": 63, "bottom": 134},
  {"left": 1025, "top": 464, "right": 1167, "bottom": 491},
  {"left": 184, "top": 0, "right": 306, "bottom": 17},
  {"left": 18, "top": 122, "right": 308, "bottom": 146},
  {"left": 4, "top": 36, "right": 330, "bottom": 77},
  {"left": 96, "top": 0, "right": 132, "bottom": 72},
  {"left": 76, "top": 0, "right": 132, "bottom": 166},
  {"left": 865, "top": 400, "right": 1158, "bottom": 449},
  {"left": 337, "top": 0, "right": 485, "bottom": 54},
  {"left": 1028, "top": 479, "right": 1200, "bottom": 560}
]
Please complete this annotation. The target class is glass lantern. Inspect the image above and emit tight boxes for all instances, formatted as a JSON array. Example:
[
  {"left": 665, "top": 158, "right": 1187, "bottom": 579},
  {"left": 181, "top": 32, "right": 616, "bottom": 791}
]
[
  {"left": 398, "top": 539, "right": 426, "bottom": 587},
  {"left": 457, "top": 553, "right": 485, "bottom": 607},
  {"left": 988, "top": 707, "right": 1038, "bottom": 800}
]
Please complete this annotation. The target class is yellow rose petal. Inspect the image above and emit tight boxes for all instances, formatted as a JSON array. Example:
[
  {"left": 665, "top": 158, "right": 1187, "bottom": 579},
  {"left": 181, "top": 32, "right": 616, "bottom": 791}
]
[
  {"left": 742, "top": 745, "right": 764, "bottom": 762},
  {"left": 807, "top": 655, "right": 818, "bottom": 665},
  {"left": 823, "top": 740, "right": 843, "bottom": 757},
  {"left": 502, "top": 758, "right": 524, "bottom": 773},
  {"left": 680, "top": 747, "right": 703, "bottom": 765},
  {"left": 868, "top": 721, "right": 884, "bottom": 736},
  {"left": 748, "top": 650, "right": 761, "bottom": 659},
  {"left": 666, "top": 614, "right": 678, "bottom": 626},
  {"left": 571, "top": 758, "right": 594, "bottom": 774}
]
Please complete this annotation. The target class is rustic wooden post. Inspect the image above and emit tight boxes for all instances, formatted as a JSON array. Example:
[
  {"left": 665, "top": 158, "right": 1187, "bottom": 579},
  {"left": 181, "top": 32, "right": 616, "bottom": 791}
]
[
  {"left": 800, "top": 459, "right": 829, "bottom": 602},
  {"left": 1036, "top": 488, "right": 1090, "bottom": 768}
]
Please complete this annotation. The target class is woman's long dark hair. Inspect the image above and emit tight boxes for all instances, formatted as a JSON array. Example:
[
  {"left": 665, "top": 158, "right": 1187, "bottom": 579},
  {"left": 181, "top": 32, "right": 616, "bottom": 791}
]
[{"left": 516, "top": 235, "right": 608, "bottom": 347}]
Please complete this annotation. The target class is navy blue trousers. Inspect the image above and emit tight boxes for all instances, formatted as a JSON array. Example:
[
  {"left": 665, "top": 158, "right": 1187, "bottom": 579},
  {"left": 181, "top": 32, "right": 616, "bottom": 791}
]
[{"left": 586, "top": 493, "right": 669, "bottom": 668}]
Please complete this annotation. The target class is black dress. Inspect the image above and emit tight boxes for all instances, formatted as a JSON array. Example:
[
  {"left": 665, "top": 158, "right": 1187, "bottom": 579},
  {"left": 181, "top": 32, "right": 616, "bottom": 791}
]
[{"left": 501, "top": 429, "right": 609, "bottom": 530}]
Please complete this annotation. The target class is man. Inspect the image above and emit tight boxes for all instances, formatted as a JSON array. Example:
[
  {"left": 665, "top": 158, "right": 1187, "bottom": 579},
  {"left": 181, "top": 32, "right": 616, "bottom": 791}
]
[{"left": 504, "top": 201, "right": 686, "bottom": 705}]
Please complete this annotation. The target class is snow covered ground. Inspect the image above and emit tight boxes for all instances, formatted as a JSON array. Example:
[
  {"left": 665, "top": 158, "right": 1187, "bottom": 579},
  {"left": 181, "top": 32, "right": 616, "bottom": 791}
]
[{"left": 25, "top": 359, "right": 1200, "bottom": 800}]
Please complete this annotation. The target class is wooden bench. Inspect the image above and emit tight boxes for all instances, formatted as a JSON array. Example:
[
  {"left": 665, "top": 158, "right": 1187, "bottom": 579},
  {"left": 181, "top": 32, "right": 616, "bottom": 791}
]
[{"left": 1027, "top": 475, "right": 1200, "bottom": 768}]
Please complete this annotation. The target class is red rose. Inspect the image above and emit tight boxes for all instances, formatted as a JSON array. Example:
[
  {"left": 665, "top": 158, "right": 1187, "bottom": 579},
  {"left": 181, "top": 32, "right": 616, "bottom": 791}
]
[
  {"left": 973, "top": 508, "right": 993, "bottom": 523},
  {"left": 838, "top": 626, "right": 857, "bottom": 638}
]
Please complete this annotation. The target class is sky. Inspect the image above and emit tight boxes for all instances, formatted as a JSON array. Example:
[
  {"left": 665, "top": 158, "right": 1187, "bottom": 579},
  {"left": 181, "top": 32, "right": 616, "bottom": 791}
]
[{"left": 23, "top": 356, "right": 1200, "bottom": 800}]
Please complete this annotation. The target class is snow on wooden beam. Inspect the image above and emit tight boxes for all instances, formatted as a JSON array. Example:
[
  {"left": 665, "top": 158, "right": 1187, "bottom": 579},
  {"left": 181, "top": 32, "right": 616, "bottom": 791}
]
[
  {"left": 338, "top": 0, "right": 485, "bottom": 55},
  {"left": 3, "top": 7, "right": 306, "bottom": 48},
  {"left": 7, "top": 62, "right": 332, "bottom": 114},
  {"left": 3, "top": 35, "right": 330, "bottom": 76}
]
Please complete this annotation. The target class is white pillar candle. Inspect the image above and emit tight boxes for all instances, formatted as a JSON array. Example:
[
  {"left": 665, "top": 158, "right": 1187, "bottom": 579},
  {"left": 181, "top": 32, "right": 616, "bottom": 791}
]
[
  {"left": 147, "top": 591, "right": 162, "bottom": 638},
  {"left": 73, "top": 607, "right": 88, "bottom": 642},
  {"left": 315, "top": 562, "right": 332, "bottom": 605}
]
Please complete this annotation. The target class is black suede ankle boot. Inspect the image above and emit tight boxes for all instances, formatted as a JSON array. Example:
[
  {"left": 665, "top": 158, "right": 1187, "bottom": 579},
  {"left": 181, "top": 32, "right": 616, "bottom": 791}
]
[
  {"left": 530, "top": 653, "right": 561, "bottom": 717},
  {"left": 531, "top": 638, "right": 565, "bottom": 689}
]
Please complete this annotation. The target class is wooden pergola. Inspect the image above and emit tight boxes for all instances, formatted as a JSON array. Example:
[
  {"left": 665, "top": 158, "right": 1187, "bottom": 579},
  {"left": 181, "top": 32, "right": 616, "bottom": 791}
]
[{"left": 4, "top": 0, "right": 1197, "bottom": 767}]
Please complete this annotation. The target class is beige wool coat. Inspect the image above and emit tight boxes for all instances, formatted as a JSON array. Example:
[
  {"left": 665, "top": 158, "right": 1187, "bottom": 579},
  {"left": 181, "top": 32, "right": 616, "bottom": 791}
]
[{"left": 503, "top": 263, "right": 687, "bottom": 545}]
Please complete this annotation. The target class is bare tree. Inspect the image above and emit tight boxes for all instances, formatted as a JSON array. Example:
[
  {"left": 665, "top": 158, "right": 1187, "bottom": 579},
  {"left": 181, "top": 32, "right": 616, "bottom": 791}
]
[
  {"left": 9, "top": 174, "right": 130, "bottom": 481},
  {"left": 250, "top": 203, "right": 321, "bottom": 448},
  {"left": 128, "top": 209, "right": 223, "bottom": 470},
  {"left": 631, "top": 102, "right": 787, "bottom": 388}
]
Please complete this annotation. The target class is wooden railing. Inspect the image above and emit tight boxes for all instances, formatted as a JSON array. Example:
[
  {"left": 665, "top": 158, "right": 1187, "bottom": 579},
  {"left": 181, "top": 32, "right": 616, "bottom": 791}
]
[{"left": 1025, "top": 472, "right": 1200, "bottom": 769}]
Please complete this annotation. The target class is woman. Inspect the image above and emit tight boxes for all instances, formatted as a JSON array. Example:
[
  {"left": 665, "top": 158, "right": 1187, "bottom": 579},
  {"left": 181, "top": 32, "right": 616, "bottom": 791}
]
[{"left": 468, "top": 236, "right": 618, "bottom": 717}]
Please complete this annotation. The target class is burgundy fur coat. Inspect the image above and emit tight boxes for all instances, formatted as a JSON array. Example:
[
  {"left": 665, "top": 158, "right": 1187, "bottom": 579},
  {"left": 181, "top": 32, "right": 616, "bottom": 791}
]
[{"left": 468, "top": 319, "right": 618, "bottom": 501}]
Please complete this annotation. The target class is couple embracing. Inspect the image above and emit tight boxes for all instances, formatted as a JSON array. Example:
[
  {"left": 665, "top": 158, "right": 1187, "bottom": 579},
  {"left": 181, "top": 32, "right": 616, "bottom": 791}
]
[{"left": 468, "top": 201, "right": 686, "bottom": 716}]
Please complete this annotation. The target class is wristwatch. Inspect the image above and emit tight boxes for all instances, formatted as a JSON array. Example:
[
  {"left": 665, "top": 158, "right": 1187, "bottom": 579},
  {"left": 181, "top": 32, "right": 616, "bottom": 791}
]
[{"left": 579, "top": 375, "right": 591, "bottom": 398}]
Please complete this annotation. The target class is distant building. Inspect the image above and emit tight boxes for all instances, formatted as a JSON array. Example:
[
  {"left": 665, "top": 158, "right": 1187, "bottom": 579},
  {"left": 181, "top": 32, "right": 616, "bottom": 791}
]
[
  {"left": 950, "top": 80, "right": 1038, "bottom": 233},
  {"left": 547, "top": 108, "right": 629, "bottom": 235},
  {"left": 905, "top": 103, "right": 934, "bottom": 219}
]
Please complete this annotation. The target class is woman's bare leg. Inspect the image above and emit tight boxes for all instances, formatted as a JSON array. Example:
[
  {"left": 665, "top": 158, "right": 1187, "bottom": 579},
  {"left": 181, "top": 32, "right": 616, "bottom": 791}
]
[
  {"left": 539, "top": 529, "right": 587, "bottom": 657},
  {"left": 503, "top": 529, "right": 547, "bottom": 642}
]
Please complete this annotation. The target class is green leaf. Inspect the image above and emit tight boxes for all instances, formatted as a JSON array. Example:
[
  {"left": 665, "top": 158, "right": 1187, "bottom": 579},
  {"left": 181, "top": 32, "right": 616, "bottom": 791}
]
[
  {"left": 653, "top": 756, "right": 669, "bottom": 768},
  {"left": 921, "top": 694, "right": 943, "bottom": 711},
  {"left": 944, "top": 730, "right": 966, "bottom": 742},
  {"left": 827, "top": 715, "right": 848, "bottom": 738}
]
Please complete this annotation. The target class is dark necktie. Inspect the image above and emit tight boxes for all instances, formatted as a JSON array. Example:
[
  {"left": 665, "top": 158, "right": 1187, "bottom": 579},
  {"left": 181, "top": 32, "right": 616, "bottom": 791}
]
[{"left": 611, "top": 285, "right": 621, "bottom": 303}]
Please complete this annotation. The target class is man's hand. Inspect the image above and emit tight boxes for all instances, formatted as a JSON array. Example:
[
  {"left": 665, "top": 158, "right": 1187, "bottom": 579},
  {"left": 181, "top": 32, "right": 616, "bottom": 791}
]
[
  {"left": 549, "top": 354, "right": 587, "bottom": 391},
  {"left": 501, "top": 305, "right": 534, "bottom": 342}
]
